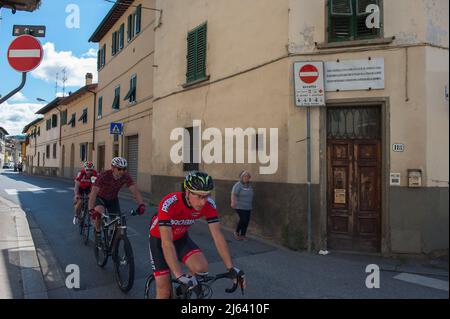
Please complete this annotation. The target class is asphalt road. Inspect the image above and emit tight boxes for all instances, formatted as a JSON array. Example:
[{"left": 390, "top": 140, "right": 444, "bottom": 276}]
[{"left": 0, "top": 169, "right": 448, "bottom": 299}]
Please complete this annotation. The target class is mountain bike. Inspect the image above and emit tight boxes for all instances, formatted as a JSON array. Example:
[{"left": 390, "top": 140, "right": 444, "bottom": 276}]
[
  {"left": 144, "top": 270, "right": 245, "bottom": 299},
  {"left": 94, "top": 208, "right": 138, "bottom": 293}
]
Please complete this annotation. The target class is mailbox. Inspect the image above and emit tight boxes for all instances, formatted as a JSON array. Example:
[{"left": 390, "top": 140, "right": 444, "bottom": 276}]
[{"left": 408, "top": 169, "right": 422, "bottom": 188}]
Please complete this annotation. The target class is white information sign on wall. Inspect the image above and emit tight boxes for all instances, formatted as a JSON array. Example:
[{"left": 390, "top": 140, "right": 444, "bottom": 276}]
[
  {"left": 294, "top": 61, "right": 325, "bottom": 107},
  {"left": 325, "top": 58, "right": 385, "bottom": 92}
]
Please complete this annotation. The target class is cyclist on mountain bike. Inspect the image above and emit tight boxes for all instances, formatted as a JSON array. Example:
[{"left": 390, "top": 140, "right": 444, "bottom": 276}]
[
  {"left": 88, "top": 157, "right": 146, "bottom": 239},
  {"left": 148, "top": 171, "right": 246, "bottom": 299},
  {"left": 73, "top": 161, "right": 97, "bottom": 225}
]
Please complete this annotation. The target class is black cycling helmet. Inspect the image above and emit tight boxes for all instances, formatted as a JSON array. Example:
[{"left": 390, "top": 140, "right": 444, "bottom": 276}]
[{"left": 184, "top": 171, "right": 214, "bottom": 195}]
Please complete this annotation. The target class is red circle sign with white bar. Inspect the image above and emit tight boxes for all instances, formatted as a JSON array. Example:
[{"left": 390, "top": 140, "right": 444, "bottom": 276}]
[
  {"left": 294, "top": 61, "right": 325, "bottom": 107},
  {"left": 7, "top": 35, "right": 43, "bottom": 72}
]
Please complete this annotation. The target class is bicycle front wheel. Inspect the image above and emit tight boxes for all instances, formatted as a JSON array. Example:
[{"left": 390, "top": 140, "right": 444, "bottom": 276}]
[
  {"left": 112, "top": 235, "right": 135, "bottom": 292},
  {"left": 94, "top": 230, "right": 108, "bottom": 267},
  {"left": 144, "top": 274, "right": 156, "bottom": 299},
  {"left": 82, "top": 211, "right": 91, "bottom": 245}
]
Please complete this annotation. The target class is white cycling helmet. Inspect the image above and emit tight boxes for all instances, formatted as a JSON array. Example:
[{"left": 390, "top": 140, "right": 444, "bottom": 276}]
[{"left": 111, "top": 157, "right": 128, "bottom": 169}]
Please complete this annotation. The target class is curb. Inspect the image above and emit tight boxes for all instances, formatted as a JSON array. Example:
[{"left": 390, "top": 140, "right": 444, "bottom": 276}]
[{"left": 0, "top": 196, "right": 48, "bottom": 299}]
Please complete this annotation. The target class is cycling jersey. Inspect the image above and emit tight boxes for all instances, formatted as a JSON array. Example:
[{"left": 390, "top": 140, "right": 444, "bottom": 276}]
[
  {"left": 75, "top": 169, "right": 98, "bottom": 189},
  {"left": 93, "top": 169, "right": 134, "bottom": 200},
  {"left": 149, "top": 192, "right": 219, "bottom": 241}
]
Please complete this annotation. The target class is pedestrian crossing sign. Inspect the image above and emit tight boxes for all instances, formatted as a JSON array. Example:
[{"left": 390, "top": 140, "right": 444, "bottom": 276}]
[{"left": 110, "top": 122, "right": 123, "bottom": 135}]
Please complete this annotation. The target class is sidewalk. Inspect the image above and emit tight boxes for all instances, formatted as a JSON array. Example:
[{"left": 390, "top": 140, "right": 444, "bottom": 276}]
[{"left": 0, "top": 195, "right": 48, "bottom": 299}]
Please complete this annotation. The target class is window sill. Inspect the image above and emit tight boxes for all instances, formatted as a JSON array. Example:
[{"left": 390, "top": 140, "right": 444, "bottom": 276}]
[
  {"left": 316, "top": 36, "right": 395, "bottom": 50},
  {"left": 182, "top": 75, "right": 210, "bottom": 89}
]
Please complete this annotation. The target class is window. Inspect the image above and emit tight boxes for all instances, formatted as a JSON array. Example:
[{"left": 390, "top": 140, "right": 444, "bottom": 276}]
[
  {"left": 80, "top": 143, "right": 87, "bottom": 162},
  {"left": 46, "top": 119, "right": 51, "bottom": 130},
  {"left": 186, "top": 23, "right": 207, "bottom": 84},
  {"left": 112, "top": 86, "right": 120, "bottom": 110},
  {"left": 124, "top": 75, "right": 137, "bottom": 103},
  {"left": 78, "top": 108, "right": 88, "bottom": 124},
  {"left": 127, "top": 14, "right": 134, "bottom": 42},
  {"left": 53, "top": 143, "right": 57, "bottom": 159},
  {"left": 183, "top": 127, "right": 199, "bottom": 172},
  {"left": 112, "top": 31, "right": 118, "bottom": 56},
  {"left": 68, "top": 113, "right": 76, "bottom": 127},
  {"left": 98, "top": 96, "right": 103, "bottom": 119},
  {"left": 51, "top": 114, "right": 58, "bottom": 128},
  {"left": 98, "top": 44, "right": 106, "bottom": 70},
  {"left": 102, "top": 44, "right": 106, "bottom": 66},
  {"left": 328, "top": 0, "right": 381, "bottom": 42},
  {"left": 37, "top": 126, "right": 40, "bottom": 136},
  {"left": 119, "top": 24, "right": 125, "bottom": 50},
  {"left": 61, "top": 110, "right": 67, "bottom": 125},
  {"left": 46, "top": 145, "right": 50, "bottom": 159},
  {"left": 135, "top": 4, "right": 142, "bottom": 34}
]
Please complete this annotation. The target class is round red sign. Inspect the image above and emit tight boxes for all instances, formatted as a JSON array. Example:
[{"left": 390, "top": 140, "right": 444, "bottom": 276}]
[
  {"left": 299, "top": 64, "right": 319, "bottom": 84},
  {"left": 7, "top": 35, "right": 43, "bottom": 72}
]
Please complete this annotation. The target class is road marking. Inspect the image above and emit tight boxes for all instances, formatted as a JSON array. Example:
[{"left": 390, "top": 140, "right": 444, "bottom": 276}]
[
  {"left": 5, "top": 189, "right": 18, "bottom": 195},
  {"left": 394, "top": 273, "right": 449, "bottom": 292},
  {"left": 54, "top": 190, "right": 69, "bottom": 193}
]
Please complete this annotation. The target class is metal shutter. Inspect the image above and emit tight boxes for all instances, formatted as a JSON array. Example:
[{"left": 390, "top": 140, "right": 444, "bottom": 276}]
[{"left": 127, "top": 135, "right": 139, "bottom": 182}]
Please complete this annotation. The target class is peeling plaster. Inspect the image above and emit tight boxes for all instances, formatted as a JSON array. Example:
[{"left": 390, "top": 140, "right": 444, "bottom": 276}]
[{"left": 288, "top": 25, "right": 316, "bottom": 54}]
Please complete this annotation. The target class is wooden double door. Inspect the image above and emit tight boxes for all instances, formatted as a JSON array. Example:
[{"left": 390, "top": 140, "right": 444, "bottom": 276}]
[{"left": 327, "top": 106, "right": 382, "bottom": 252}]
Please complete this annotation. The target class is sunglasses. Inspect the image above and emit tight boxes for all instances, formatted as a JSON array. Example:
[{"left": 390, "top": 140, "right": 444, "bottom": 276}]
[{"left": 114, "top": 167, "right": 126, "bottom": 171}]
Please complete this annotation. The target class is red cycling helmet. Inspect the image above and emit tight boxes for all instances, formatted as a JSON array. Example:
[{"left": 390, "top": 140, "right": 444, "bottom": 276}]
[{"left": 83, "top": 161, "right": 95, "bottom": 170}]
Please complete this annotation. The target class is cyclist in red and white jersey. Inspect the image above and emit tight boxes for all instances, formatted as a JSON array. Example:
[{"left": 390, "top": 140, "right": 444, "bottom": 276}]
[
  {"left": 73, "top": 161, "right": 97, "bottom": 225},
  {"left": 148, "top": 171, "right": 246, "bottom": 299}
]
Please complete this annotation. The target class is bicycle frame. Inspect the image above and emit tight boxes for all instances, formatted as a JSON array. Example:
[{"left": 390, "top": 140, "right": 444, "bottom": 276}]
[{"left": 101, "top": 213, "right": 127, "bottom": 252}]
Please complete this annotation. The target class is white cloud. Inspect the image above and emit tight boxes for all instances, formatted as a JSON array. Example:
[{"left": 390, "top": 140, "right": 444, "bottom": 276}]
[
  {"left": 31, "top": 42, "right": 98, "bottom": 88},
  {"left": 8, "top": 92, "right": 28, "bottom": 102},
  {"left": 0, "top": 101, "right": 44, "bottom": 135},
  {"left": 82, "top": 48, "right": 98, "bottom": 58}
]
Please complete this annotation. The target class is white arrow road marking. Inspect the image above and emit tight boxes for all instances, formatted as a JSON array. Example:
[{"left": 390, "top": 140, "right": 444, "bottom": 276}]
[
  {"left": 394, "top": 273, "right": 449, "bottom": 292},
  {"left": 9, "top": 49, "right": 41, "bottom": 58}
]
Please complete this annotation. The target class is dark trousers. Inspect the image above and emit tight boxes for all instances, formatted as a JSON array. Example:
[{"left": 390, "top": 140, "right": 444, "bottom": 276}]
[{"left": 235, "top": 209, "right": 251, "bottom": 236}]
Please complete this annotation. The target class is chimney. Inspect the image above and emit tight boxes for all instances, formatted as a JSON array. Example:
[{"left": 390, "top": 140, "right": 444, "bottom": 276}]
[{"left": 85, "top": 73, "right": 93, "bottom": 86}]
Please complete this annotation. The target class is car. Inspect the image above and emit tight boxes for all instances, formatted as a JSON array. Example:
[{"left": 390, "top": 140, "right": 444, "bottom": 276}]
[{"left": 2, "top": 164, "right": 10, "bottom": 169}]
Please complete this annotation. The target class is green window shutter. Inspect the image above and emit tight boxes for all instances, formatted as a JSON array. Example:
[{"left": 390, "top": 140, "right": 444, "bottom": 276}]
[
  {"left": 127, "top": 15, "right": 132, "bottom": 42},
  {"left": 186, "top": 31, "right": 197, "bottom": 83},
  {"left": 119, "top": 24, "right": 125, "bottom": 49},
  {"left": 98, "top": 96, "right": 103, "bottom": 118},
  {"left": 102, "top": 44, "right": 106, "bottom": 66},
  {"left": 136, "top": 5, "right": 142, "bottom": 34},
  {"left": 61, "top": 110, "right": 67, "bottom": 125},
  {"left": 52, "top": 114, "right": 58, "bottom": 128},
  {"left": 329, "top": 0, "right": 353, "bottom": 42},
  {"left": 112, "top": 87, "right": 120, "bottom": 109},
  {"left": 112, "top": 32, "right": 116, "bottom": 55},
  {"left": 97, "top": 50, "right": 101, "bottom": 70},
  {"left": 186, "top": 23, "right": 207, "bottom": 83},
  {"left": 196, "top": 24, "right": 207, "bottom": 80},
  {"left": 355, "top": 0, "right": 380, "bottom": 38}
]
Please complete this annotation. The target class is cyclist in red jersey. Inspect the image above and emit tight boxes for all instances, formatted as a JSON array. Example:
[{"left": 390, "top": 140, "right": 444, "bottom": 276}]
[
  {"left": 148, "top": 171, "right": 246, "bottom": 299},
  {"left": 73, "top": 161, "right": 97, "bottom": 225},
  {"left": 88, "top": 157, "right": 146, "bottom": 238}
]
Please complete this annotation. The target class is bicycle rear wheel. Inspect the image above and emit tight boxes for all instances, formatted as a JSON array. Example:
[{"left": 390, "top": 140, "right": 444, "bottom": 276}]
[
  {"left": 94, "top": 230, "right": 108, "bottom": 267},
  {"left": 81, "top": 211, "right": 91, "bottom": 245},
  {"left": 112, "top": 234, "right": 135, "bottom": 292}
]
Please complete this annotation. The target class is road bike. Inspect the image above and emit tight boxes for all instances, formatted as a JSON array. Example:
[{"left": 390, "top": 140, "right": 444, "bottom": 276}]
[
  {"left": 144, "top": 270, "right": 245, "bottom": 299},
  {"left": 78, "top": 192, "right": 91, "bottom": 245}
]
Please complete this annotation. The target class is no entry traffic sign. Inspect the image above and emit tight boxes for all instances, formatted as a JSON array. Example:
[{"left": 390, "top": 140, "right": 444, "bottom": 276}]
[
  {"left": 299, "top": 64, "right": 319, "bottom": 84},
  {"left": 294, "top": 61, "right": 325, "bottom": 107},
  {"left": 7, "top": 35, "right": 43, "bottom": 72}
]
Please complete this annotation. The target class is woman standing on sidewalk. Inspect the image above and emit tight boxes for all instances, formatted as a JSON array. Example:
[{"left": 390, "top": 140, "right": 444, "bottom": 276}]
[{"left": 231, "top": 170, "right": 254, "bottom": 241}]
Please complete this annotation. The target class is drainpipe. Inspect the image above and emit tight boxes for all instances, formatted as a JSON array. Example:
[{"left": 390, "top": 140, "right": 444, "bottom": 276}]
[{"left": 87, "top": 89, "right": 97, "bottom": 153}]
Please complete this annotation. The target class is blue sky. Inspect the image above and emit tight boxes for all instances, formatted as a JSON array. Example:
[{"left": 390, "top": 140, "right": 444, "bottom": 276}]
[{"left": 0, "top": 0, "right": 112, "bottom": 135}]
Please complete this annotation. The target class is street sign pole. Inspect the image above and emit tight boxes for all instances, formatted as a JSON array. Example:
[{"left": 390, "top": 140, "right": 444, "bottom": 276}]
[
  {"left": 306, "top": 105, "right": 312, "bottom": 253},
  {"left": 0, "top": 72, "right": 26, "bottom": 105}
]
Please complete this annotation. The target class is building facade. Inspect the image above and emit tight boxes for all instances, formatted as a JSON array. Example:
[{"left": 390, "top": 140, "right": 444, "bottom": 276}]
[
  {"left": 0, "top": 127, "right": 9, "bottom": 168},
  {"left": 88, "top": 0, "right": 156, "bottom": 193},
  {"left": 150, "top": 0, "right": 449, "bottom": 255}
]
